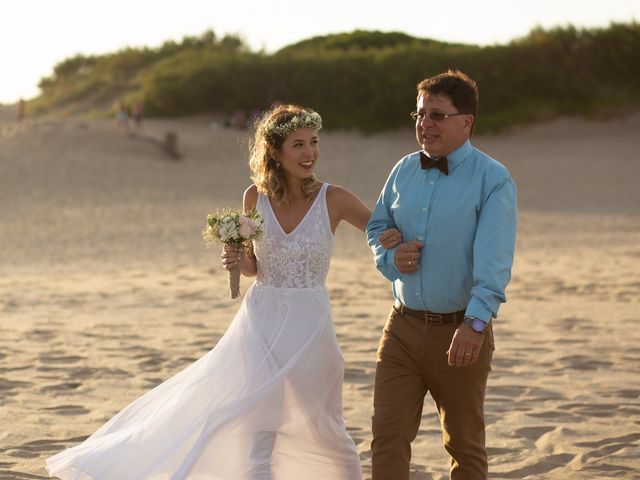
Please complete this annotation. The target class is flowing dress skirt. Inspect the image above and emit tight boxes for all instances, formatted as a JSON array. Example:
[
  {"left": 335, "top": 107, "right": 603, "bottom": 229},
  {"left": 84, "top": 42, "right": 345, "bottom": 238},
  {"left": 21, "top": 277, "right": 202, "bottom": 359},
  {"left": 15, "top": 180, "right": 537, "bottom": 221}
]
[{"left": 46, "top": 282, "right": 361, "bottom": 479}]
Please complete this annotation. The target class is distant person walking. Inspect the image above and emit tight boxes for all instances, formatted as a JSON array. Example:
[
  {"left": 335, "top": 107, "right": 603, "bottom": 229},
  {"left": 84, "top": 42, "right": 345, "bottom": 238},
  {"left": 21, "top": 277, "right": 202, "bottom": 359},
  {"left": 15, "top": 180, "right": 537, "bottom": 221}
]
[
  {"left": 131, "top": 101, "right": 144, "bottom": 134},
  {"left": 115, "top": 100, "right": 129, "bottom": 133},
  {"left": 367, "top": 69, "right": 517, "bottom": 480},
  {"left": 17, "top": 98, "right": 26, "bottom": 122}
]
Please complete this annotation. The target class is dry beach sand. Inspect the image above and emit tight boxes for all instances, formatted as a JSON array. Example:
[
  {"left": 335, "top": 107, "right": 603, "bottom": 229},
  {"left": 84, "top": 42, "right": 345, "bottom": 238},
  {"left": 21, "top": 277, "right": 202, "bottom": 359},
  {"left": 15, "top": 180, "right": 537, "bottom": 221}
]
[{"left": 1, "top": 106, "right": 639, "bottom": 479}]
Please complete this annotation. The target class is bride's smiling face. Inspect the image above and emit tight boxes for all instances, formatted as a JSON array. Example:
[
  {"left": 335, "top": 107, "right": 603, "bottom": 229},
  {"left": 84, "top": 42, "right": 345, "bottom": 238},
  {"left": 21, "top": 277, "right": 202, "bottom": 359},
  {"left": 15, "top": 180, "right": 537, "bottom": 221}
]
[{"left": 274, "top": 127, "right": 319, "bottom": 180}]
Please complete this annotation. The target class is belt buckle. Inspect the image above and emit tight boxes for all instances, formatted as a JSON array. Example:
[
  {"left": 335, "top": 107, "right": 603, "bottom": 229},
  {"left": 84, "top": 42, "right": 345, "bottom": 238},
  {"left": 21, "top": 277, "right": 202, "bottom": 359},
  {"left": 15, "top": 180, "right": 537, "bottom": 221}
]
[{"left": 425, "top": 313, "right": 444, "bottom": 326}]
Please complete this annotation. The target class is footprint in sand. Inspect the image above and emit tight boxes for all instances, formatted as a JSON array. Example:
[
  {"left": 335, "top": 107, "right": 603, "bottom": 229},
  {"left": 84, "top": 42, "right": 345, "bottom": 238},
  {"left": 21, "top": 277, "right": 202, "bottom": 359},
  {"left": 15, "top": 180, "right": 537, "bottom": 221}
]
[
  {"left": 0, "top": 378, "right": 33, "bottom": 396},
  {"left": 562, "top": 434, "right": 640, "bottom": 477},
  {"left": 614, "top": 389, "right": 640, "bottom": 399},
  {"left": 490, "top": 384, "right": 528, "bottom": 398},
  {"left": 491, "top": 356, "right": 526, "bottom": 370},
  {"left": 329, "top": 287, "right": 347, "bottom": 299},
  {"left": 486, "top": 446, "right": 521, "bottom": 456},
  {"left": 513, "top": 426, "right": 555, "bottom": 441},
  {"left": 38, "top": 353, "right": 85, "bottom": 365},
  {"left": 417, "top": 427, "right": 442, "bottom": 437},
  {"left": 175, "top": 291, "right": 210, "bottom": 301},
  {"left": 40, "top": 405, "right": 90, "bottom": 416},
  {"left": 551, "top": 316, "right": 595, "bottom": 332},
  {"left": 143, "top": 377, "right": 165, "bottom": 388},
  {"left": 554, "top": 355, "right": 613, "bottom": 371},
  {"left": 24, "top": 329, "right": 58, "bottom": 341},
  {"left": 135, "top": 352, "right": 167, "bottom": 371},
  {"left": 346, "top": 426, "right": 365, "bottom": 445},
  {"left": 40, "top": 382, "right": 82, "bottom": 393},
  {"left": 4, "top": 437, "right": 89, "bottom": 467},
  {"left": 559, "top": 401, "right": 627, "bottom": 419},
  {"left": 35, "top": 366, "right": 121, "bottom": 381},
  {"left": 167, "top": 356, "right": 199, "bottom": 369},
  {"left": 172, "top": 321, "right": 207, "bottom": 329},
  {"left": 491, "top": 453, "right": 575, "bottom": 478},
  {"left": 575, "top": 432, "right": 640, "bottom": 450},
  {"left": 526, "top": 410, "right": 579, "bottom": 422},
  {"left": 343, "top": 367, "right": 373, "bottom": 384}
]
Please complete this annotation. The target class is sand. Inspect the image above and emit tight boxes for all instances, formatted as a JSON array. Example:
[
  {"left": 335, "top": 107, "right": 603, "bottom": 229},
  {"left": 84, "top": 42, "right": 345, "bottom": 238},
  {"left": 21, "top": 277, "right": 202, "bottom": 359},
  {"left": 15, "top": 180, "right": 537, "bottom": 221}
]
[{"left": 1, "top": 110, "right": 639, "bottom": 479}]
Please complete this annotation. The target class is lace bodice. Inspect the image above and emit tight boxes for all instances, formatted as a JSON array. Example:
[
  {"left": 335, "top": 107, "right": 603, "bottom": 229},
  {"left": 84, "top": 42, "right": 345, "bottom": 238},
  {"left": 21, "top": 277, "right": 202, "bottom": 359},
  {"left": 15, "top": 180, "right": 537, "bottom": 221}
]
[{"left": 253, "top": 183, "right": 334, "bottom": 288}]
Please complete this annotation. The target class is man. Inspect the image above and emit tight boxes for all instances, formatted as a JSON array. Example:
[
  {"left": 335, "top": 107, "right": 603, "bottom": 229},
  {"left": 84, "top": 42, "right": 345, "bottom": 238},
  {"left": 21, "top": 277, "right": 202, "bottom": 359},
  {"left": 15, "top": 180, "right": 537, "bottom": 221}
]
[{"left": 366, "top": 69, "right": 517, "bottom": 480}]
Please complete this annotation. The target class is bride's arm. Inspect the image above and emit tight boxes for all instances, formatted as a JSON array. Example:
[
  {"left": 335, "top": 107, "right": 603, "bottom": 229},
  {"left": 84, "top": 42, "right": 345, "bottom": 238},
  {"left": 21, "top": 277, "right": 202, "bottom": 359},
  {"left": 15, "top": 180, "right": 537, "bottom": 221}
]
[
  {"left": 221, "top": 185, "right": 258, "bottom": 277},
  {"left": 327, "top": 185, "right": 370, "bottom": 232},
  {"left": 327, "top": 185, "right": 402, "bottom": 248}
]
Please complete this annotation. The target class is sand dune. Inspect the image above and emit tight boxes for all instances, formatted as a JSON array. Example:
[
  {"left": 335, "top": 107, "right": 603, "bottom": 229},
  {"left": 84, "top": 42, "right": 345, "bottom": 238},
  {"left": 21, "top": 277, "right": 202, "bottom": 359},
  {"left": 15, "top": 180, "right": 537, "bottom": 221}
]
[{"left": 1, "top": 112, "right": 639, "bottom": 479}]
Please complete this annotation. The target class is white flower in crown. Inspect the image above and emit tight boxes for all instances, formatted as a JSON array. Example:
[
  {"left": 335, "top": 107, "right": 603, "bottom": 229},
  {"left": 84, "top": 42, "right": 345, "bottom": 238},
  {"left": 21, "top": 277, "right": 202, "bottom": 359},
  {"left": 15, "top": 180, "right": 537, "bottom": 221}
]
[{"left": 265, "top": 111, "right": 323, "bottom": 138}]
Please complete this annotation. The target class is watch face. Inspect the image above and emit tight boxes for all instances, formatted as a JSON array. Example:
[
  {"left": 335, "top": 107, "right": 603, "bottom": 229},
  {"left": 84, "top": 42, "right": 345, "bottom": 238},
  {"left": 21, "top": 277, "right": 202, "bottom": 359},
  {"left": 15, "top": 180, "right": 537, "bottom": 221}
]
[{"left": 472, "top": 319, "right": 486, "bottom": 332}]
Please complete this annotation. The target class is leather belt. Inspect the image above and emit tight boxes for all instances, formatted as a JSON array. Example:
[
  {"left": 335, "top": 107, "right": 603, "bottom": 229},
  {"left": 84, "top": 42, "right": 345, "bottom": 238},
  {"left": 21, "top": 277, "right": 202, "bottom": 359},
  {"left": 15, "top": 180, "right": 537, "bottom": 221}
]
[{"left": 394, "top": 302, "right": 465, "bottom": 326}]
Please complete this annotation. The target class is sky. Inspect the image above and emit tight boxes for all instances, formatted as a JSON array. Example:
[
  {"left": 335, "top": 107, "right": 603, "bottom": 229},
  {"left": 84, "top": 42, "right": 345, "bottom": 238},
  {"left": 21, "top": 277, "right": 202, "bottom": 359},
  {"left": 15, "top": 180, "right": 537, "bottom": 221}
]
[{"left": 1, "top": 0, "right": 638, "bottom": 104}]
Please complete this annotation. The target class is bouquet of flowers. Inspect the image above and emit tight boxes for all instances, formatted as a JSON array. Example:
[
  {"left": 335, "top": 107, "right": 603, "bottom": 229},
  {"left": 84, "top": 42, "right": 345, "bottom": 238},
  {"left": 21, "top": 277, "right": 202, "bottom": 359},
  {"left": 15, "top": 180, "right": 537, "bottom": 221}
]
[{"left": 203, "top": 209, "right": 264, "bottom": 299}]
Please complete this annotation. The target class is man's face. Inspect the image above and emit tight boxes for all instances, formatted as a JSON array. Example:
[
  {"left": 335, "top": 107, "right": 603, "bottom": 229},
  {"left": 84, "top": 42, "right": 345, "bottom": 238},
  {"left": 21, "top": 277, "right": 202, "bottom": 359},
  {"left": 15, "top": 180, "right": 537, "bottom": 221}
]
[{"left": 415, "top": 93, "right": 474, "bottom": 158}]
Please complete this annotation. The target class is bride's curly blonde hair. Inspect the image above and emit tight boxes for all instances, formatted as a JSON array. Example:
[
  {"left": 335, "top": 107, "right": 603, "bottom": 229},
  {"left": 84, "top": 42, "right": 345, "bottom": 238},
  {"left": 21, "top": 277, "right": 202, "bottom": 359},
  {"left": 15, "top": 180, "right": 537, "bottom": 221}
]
[{"left": 249, "top": 104, "right": 322, "bottom": 206}]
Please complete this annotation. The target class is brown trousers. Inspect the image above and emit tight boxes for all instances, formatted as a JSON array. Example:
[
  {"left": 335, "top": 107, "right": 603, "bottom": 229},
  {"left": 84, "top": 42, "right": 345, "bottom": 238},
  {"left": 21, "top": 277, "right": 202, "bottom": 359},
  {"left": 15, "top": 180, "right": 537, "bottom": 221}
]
[{"left": 371, "top": 306, "right": 494, "bottom": 480}]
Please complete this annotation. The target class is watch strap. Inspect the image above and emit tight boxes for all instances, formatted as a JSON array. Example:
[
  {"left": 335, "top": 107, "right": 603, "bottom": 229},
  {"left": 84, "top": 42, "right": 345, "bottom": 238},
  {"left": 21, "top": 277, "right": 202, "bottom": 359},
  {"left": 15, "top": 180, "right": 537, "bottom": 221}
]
[{"left": 464, "top": 316, "right": 488, "bottom": 333}]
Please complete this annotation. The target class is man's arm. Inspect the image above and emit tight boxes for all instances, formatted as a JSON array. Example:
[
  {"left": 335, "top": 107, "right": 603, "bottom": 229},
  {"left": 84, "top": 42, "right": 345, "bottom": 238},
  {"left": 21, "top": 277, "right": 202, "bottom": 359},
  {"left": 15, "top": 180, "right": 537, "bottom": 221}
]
[
  {"left": 366, "top": 162, "right": 403, "bottom": 282},
  {"left": 448, "top": 173, "right": 517, "bottom": 367},
  {"left": 466, "top": 174, "right": 518, "bottom": 322}
]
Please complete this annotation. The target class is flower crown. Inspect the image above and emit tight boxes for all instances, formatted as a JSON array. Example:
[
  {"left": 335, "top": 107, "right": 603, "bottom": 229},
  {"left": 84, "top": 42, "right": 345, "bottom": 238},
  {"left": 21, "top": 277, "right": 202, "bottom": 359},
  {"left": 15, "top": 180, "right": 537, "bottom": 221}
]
[{"left": 264, "top": 111, "right": 322, "bottom": 138}]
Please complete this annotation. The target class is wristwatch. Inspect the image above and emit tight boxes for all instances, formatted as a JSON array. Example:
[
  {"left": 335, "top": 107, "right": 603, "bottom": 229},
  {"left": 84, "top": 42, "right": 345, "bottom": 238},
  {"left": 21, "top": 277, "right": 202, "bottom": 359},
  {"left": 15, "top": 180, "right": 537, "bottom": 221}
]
[{"left": 463, "top": 316, "right": 488, "bottom": 334}]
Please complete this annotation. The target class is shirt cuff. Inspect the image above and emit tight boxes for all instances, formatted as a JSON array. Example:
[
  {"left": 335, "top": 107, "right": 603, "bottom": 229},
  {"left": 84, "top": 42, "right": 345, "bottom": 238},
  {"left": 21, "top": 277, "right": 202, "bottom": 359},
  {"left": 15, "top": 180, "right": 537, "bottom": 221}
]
[
  {"left": 377, "top": 246, "right": 400, "bottom": 282},
  {"left": 465, "top": 297, "right": 493, "bottom": 324}
]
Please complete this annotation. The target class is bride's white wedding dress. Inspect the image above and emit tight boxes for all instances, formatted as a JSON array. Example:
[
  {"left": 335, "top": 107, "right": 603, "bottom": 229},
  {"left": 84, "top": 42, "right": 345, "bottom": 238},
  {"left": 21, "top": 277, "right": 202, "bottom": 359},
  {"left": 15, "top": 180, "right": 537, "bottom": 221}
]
[{"left": 46, "top": 183, "right": 362, "bottom": 479}]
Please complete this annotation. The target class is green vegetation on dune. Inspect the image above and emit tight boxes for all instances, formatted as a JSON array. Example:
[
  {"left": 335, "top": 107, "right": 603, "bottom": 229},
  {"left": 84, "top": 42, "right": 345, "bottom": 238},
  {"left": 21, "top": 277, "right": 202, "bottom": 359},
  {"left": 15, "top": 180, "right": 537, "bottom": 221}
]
[
  {"left": 29, "top": 23, "right": 640, "bottom": 132},
  {"left": 275, "top": 29, "right": 464, "bottom": 54}
]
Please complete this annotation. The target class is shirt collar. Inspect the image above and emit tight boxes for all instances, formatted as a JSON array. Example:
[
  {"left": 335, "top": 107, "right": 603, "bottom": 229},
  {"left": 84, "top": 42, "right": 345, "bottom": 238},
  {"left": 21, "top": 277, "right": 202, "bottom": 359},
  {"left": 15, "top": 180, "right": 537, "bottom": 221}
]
[{"left": 444, "top": 139, "right": 473, "bottom": 170}]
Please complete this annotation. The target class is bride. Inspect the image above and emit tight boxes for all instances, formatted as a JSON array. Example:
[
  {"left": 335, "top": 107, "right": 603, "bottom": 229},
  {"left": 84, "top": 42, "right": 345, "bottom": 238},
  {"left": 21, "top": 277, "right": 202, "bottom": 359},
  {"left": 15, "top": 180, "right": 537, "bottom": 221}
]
[{"left": 46, "top": 104, "right": 401, "bottom": 479}]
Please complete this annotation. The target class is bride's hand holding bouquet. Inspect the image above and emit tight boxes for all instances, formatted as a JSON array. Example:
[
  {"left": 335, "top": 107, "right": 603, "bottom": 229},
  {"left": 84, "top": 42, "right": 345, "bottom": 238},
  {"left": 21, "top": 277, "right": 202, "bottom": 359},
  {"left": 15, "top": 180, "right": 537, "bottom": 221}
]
[{"left": 203, "top": 209, "right": 264, "bottom": 299}]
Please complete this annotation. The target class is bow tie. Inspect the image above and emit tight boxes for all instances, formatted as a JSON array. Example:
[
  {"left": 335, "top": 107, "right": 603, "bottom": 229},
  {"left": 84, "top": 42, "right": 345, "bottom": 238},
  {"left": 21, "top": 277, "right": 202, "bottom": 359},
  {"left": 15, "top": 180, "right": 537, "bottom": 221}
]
[{"left": 420, "top": 152, "right": 448, "bottom": 175}]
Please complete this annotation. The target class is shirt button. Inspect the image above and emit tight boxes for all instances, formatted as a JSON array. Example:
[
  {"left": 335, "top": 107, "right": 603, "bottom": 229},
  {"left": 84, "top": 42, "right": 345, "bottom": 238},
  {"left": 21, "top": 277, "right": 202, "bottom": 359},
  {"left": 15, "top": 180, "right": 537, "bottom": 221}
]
[
  {"left": 422, "top": 208, "right": 427, "bottom": 212},
  {"left": 418, "top": 236, "right": 423, "bottom": 240},
  {"left": 429, "top": 181, "right": 434, "bottom": 185},
  {"left": 416, "top": 292, "right": 420, "bottom": 296}
]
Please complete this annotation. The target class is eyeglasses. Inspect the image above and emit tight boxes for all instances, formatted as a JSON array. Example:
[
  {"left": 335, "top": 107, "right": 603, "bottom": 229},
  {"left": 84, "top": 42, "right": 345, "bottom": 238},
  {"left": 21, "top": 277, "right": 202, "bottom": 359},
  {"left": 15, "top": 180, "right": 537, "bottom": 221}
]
[{"left": 410, "top": 111, "right": 468, "bottom": 122}]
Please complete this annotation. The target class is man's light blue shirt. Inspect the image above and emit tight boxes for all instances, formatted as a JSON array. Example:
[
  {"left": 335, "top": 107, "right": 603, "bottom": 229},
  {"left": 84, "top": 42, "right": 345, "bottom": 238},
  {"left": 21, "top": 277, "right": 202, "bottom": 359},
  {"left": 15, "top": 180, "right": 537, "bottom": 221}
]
[{"left": 366, "top": 140, "right": 517, "bottom": 323}]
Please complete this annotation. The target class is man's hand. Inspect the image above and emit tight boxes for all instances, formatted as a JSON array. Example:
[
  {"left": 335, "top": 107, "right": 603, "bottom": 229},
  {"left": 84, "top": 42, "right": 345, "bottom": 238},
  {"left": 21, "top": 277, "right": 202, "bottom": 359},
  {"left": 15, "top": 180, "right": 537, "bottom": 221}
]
[
  {"left": 394, "top": 240, "right": 423, "bottom": 273},
  {"left": 446, "top": 323, "right": 485, "bottom": 367}
]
